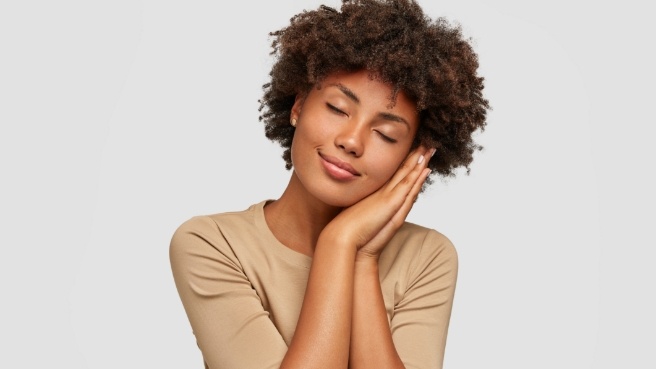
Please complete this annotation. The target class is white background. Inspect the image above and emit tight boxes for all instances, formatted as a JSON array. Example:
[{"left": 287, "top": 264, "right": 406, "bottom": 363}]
[{"left": 1, "top": 0, "right": 654, "bottom": 368}]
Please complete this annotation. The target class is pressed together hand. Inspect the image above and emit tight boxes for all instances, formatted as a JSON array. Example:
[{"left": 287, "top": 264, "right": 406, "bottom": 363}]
[{"left": 323, "top": 146, "right": 435, "bottom": 258}]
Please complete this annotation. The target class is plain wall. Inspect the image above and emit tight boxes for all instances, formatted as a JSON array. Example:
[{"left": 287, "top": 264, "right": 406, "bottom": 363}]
[{"left": 1, "top": 0, "right": 654, "bottom": 368}]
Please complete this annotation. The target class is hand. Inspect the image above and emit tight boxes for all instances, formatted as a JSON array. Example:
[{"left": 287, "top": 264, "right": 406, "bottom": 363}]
[{"left": 324, "top": 146, "right": 434, "bottom": 259}]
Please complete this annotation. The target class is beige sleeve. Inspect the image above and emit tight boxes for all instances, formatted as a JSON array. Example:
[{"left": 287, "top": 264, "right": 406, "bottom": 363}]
[
  {"left": 391, "top": 230, "right": 459, "bottom": 369},
  {"left": 169, "top": 216, "right": 287, "bottom": 369}
]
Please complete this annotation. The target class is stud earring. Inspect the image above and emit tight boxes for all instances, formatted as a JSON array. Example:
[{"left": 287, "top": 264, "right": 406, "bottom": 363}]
[{"left": 291, "top": 118, "right": 297, "bottom": 127}]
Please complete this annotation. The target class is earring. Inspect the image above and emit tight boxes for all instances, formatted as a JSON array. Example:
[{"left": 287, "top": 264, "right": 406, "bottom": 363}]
[{"left": 291, "top": 118, "right": 297, "bottom": 127}]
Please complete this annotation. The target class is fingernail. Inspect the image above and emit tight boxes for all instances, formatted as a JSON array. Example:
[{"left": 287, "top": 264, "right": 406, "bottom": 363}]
[
  {"left": 417, "top": 155, "right": 424, "bottom": 164},
  {"left": 430, "top": 148, "right": 436, "bottom": 158}
]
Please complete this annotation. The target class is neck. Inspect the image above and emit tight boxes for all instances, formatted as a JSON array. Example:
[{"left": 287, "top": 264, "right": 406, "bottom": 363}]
[{"left": 264, "top": 171, "right": 342, "bottom": 257}]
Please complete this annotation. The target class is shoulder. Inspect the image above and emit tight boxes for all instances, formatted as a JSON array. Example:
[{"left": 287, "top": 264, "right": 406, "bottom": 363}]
[
  {"left": 390, "top": 222, "right": 457, "bottom": 261},
  {"left": 171, "top": 201, "right": 264, "bottom": 242},
  {"left": 169, "top": 202, "right": 265, "bottom": 265},
  {"left": 381, "top": 222, "right": 458, "bottom": 283}
]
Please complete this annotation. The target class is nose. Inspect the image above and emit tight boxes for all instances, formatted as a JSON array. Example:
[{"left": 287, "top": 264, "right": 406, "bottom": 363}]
[{"left": 334, "top": 122, "right": 365, "bottom": 157}]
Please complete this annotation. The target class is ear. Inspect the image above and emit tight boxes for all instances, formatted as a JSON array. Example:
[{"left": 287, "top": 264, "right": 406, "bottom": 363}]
[{"left": 290, "top": 93, "right": 305, "bottom": 121}]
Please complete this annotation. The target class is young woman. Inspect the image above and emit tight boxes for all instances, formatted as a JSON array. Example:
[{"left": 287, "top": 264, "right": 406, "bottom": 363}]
[{"left": 170, "top": 1, "right": 489, "bottom": 368}]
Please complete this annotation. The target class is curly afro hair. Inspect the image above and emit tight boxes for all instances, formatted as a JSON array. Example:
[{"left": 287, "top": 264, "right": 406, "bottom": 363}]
[{"left": 259, "top": 0, "right": 489, "bottom": 179}]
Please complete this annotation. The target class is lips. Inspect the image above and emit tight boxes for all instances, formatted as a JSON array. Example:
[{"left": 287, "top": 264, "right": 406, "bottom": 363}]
[{"left": 319, "top": 152, "right": 361, "bottom": 180}]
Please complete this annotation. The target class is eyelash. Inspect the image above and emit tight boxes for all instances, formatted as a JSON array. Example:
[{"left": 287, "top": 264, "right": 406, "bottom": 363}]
[
  {"left": 326, "top": 103, "right": 346, "bottom": 115},
  {"left": 326, "top": 103, "right": 397, "bottom": 143},
  {"left": 377, "top": 131, "right": 397, "bottom": 143}
]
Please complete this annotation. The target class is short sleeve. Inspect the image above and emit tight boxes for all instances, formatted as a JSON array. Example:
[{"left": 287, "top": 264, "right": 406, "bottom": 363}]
[
  {"left": 169, "top": 216, "right": 288, "bottom": 369},
  {"left": 390, "top": 230, "right": 458, "bottom": 369}
]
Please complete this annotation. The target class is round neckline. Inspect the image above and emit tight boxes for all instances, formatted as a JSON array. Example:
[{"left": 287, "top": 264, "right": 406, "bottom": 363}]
[{"left": 252, "top": 200, "right": 313, "bottom": 269}]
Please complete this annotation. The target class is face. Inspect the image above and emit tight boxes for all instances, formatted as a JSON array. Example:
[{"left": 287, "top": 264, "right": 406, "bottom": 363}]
[{"left": 290, "top": 70, "right": 420, "bottom": 207}]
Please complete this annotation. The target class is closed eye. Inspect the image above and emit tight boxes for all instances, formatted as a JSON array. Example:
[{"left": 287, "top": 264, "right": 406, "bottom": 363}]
[
  {"left": 326, "top": 103, "right": 347, "bottom": 116},
  {"left": 376, "top": 131, "right": 397, "bottom": 143}
]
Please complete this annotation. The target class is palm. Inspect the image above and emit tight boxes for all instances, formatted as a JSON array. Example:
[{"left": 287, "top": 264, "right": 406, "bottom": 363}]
[{"left": 326, "top": 147, "right": 433, "bottom": 257}]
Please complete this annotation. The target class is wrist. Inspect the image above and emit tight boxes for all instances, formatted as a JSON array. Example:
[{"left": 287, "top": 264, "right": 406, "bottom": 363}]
[
  {"left": 317, "top": 225, "right": 359, "bottom": 254},
  {"left": 355, "top": 251, "right": 380, "bottom": 269}
]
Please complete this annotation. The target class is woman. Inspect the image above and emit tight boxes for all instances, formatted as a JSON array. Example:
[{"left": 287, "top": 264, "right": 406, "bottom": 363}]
[{"left": 170, "top": 1, "right": 489, "bottom": 368}]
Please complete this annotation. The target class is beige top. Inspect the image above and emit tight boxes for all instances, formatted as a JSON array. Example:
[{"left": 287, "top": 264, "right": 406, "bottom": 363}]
[{"left": 170, "top": 200, "right": 458, "bottom": 369}]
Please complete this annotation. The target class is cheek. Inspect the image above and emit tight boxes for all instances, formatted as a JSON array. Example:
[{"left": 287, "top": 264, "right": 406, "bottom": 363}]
[
  {"left": 290, "top": 119, "right": 337, "bottom": 160},
  {"left": 365, "top": 153, "right": 406, "bottom": 188},
  {"left": 301, "top": 117, "right": 335, "bottom": 141},
  {"left": 289, "top": 134, "right": 304, "bottom": 170},
  {"left": 290, "top": 126, "right": 313, "bottom": 167}
]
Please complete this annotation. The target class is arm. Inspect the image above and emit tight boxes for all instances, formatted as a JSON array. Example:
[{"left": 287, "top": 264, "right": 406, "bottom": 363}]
[
  {"left": 169, "top": 216, "right": 289, "bottom": 369},
  {"left": 349, "top": 255, "right": 405, "bottom": 369},
  {"left": 350, "top": 231, "right": 458, "bottom": 369},
  {"left": 391, "top": 231, "right": 458, "bottom": 369},
  {"left": 279, "top": 231, "right": 356, "bottom": 368}
]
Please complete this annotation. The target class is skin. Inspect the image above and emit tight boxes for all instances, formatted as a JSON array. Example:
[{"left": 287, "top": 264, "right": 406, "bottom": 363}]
[{"left": 264, "top": 70, "right": 434, "bottom": 369}]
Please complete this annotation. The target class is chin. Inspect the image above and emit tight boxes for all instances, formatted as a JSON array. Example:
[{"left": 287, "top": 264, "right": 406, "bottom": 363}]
[
  {"left": 317, "top": 193, "right": 361, "bottom": 208},
  {"left": 304, "top": 180, "right": 376, "bottom": 209}
]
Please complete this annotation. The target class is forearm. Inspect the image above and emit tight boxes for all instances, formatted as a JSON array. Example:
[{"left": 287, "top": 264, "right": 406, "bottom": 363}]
[
  {"left": 280, "top": 232, "right": 357, "bottom": 369},
  {"left": 349, "top": 256, "right": 405, "bottom": 369}
]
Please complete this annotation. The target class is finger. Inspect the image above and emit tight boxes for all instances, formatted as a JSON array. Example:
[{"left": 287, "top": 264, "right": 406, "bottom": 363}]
[
  {"left": 357, "top": 166, "right": 432, "bottom": 254},
  {"left": 388, "top": 147, "right": 434, "bottom": 193},
  {"left": 386, "top": 146, "right": 431, "bottom": 190},
  {"left": 392, "top": 167, "right": 432, "bottom": 223},
  {"left": 380, "top": 148, "right": 431, "bottom": 221}
]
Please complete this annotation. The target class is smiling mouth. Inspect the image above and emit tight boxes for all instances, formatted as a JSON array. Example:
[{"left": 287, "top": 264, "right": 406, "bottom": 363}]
[{"left": 319, "top": 152, "right": 361, "bottom": 180}]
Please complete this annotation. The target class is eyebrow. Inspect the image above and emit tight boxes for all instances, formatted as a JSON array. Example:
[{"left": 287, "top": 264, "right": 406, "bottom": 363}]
[
  {"left": 332, "top": 83, "right": 360, "bottom": 104},
  {"left": 329, "top": 83, "right": 410, "bottom": 128}
]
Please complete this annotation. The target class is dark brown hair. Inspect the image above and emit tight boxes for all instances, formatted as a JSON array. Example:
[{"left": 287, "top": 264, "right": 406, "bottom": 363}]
[{"left": 259, "top": 0, "right": 490, "bottom": 179}]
